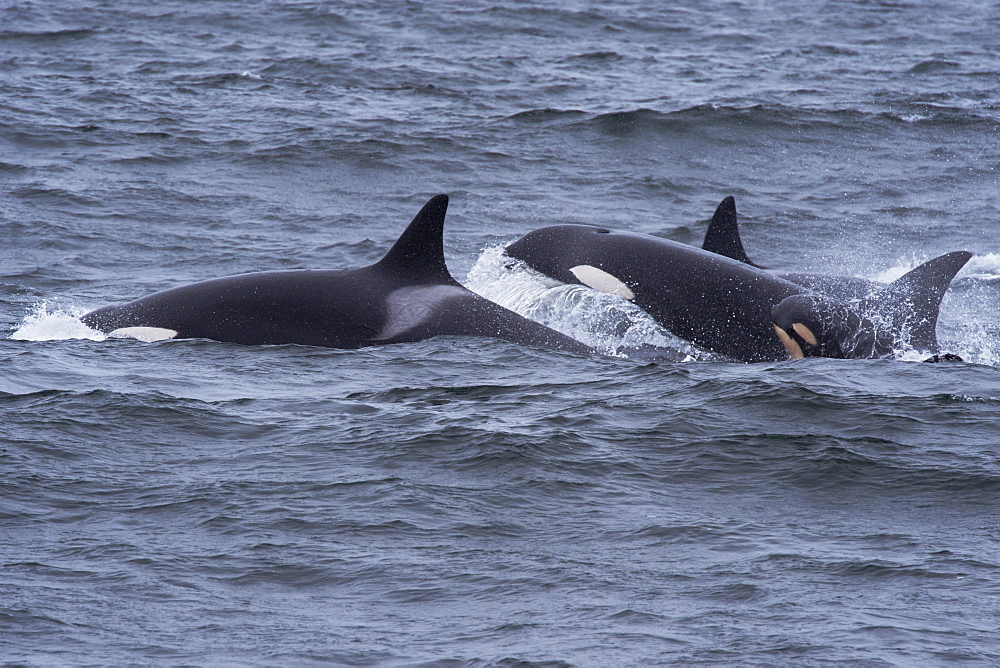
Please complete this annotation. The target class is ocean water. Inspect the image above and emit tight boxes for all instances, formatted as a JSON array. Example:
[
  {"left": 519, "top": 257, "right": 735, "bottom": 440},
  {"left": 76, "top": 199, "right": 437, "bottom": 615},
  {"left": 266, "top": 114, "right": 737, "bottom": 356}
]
[{"left": 2, "top": 1, "right": 1000, "bottom": 665}]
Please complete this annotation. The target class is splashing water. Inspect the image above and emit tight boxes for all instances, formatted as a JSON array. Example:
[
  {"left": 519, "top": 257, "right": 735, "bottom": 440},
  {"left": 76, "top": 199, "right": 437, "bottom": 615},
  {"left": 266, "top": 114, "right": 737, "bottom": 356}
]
[
  {"left": 464, "top": 246, "right": 705, "bottom": 360},
  {"left": 9, "top": 301, "right": 106, "bottom": 342},
  {"left": 881, "top": 254, "right": 1000, "bottom": 366},
  {"left": 825, "top": 252, "right": 999, "bottom": 365},
  {"left": 8, "top": 250, "right": 997, "bottom": 366},
  {"left": 464, "top": 246, "right": 1000, "bottom": 367},
  {"left": 958, "top": 253, "right": 1000, "bottom": 283}
]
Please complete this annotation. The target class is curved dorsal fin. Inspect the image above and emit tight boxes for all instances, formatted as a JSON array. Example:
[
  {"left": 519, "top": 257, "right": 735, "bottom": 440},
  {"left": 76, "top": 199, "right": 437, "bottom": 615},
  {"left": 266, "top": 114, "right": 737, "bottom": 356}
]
[
  {"left": 885, "top": 250, "right": 972, "bottom": 351},
  {"left": 376, "top": 194, "right": 458, "bottom": 284},
  {"left": 702, "top": 196, "right": 764, "bottom": 268}
]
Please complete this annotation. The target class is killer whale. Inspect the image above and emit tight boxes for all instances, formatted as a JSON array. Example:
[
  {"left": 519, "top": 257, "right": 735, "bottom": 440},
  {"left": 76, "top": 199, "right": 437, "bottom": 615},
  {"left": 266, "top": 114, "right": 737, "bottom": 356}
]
[
  {"left": 701, "top": 196, "right": 972, "bottom": 358},
  {"left": 82, "top": 195, "right": 596, "bottom": 355},
  {"left": 505, "top": 220, "right": 970, "bottom": 362},
  {"left": 769, "top": 249, "right": 972, "bottom": 359}
]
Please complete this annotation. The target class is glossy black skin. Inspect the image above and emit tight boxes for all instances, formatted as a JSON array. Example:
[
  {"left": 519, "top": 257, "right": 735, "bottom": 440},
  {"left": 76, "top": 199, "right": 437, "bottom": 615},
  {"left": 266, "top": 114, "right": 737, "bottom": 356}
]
[
  {"left": 83, "top": 195, "right": 593, "bottom": 355},
  {"left": 702, "top": 196, "right": 893, "bottom": 300},
  {"left": 506, "top": 224, "right": 806, "bottom": 362},
  {"left": 507, "top": 222, "right": 969, "bottom": 362},
  {"left": 771, "top": 293, "right": 897, "bottom": 359},
  {"left": 82, "top": 267, "right": 593, "bottom": 352},
  {"left": 701, "top": 195, "right": 971, "bottom": 356}
]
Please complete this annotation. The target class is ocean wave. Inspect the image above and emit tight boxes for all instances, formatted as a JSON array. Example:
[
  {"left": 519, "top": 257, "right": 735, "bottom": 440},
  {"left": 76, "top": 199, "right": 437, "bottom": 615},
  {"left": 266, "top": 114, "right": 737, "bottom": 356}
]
[
  {"left": 0, "top": 28, "right": 97, "bottom": 43},
  {"left": 168, "top": 72, "right": 273, "bottom": 89},
  {"left": 503, "top": 103, "right": 1000, "bottom": 135},
  {"left": 11, "top": 185, "right": 102, "bottom": 207},
  {"left": 953, "top": 253, "right": 1000, "bottom": 282},
  {"left": 504, "top": 108, "right": 588, "bottom": 123},
  {"left": 0, "top": 160, "right": 28, "bottom": 173},
  {"left": 907, "top": 59, "right": 962, "bottom": 75}
]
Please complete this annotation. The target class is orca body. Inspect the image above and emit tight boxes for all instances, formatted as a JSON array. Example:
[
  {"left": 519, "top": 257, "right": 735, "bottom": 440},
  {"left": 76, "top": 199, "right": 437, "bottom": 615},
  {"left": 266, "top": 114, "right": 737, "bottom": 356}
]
[
  {"left": 701, "top": 196, "right": 972, "bottom": 358},
  {"left": 82, "top": 195, "right": 593, "bottom": 356},
  {"left": 507, "top": 224, "right": 803, "bottom": 361},
  {"left": 505, "top": 221, "right": 970, "bottom": 362}
]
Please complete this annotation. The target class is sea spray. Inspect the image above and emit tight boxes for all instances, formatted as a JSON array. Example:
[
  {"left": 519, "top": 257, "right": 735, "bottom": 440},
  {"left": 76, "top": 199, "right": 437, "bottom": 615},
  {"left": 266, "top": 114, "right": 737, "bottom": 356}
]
[
  {"left": 464, "top": 245, "right": 704, "bottom": 360},
  {"left": 9, "top": 300, "right": 105, "bottom": 342}
]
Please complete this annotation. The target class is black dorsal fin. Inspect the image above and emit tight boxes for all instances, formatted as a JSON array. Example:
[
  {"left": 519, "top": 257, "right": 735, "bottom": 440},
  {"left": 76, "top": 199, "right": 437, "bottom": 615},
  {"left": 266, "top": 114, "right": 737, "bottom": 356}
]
[
  {"left": 376, "top": 194, "right": 458, "bottom": 284},
  {"left": 702, "top": 196, "right": 763, "bottom": 268},
  {"left": 886, "top": 250, "right": 972, "bottom": 351}
]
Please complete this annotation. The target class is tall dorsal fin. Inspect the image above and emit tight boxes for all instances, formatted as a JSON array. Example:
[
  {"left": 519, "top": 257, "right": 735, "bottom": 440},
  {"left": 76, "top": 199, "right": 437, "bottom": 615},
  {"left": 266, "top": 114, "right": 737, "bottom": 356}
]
[
  {"left": 701, "top": 196, "right": 764, "bottom": 268},
  {"left": 884, "top": 250, "right": 972, "bottom": 350},
  {"left": 376, "top": 194, "right": 458, "bottom": 284}
]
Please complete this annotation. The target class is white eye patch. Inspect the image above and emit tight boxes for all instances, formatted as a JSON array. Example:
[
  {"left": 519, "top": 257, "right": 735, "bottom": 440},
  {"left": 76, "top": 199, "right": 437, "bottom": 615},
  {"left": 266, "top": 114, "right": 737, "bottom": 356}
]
[{"left": 569, "top": 265, "right": 635, "bottom": 301}]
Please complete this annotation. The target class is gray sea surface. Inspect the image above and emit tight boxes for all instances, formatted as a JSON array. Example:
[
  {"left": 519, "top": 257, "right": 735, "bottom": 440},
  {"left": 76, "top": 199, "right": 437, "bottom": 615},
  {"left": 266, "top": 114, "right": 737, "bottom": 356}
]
[{"left": 2, "top": 1, "right": 1000, "bottom": 665}]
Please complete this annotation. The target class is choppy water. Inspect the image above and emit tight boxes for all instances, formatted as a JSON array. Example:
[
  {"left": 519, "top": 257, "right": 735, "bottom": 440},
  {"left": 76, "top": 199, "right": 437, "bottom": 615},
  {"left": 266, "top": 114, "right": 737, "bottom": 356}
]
[{"left": 2, "top": 1, "right": 1000, "bottom": 665}]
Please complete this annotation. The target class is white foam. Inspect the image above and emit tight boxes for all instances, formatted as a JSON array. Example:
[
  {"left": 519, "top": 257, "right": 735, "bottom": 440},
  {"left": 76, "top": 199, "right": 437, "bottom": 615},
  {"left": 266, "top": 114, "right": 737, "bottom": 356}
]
[
  {"left": 859, "top": 256, "right": 997, "bottom": 365},
  {"left": 871, "top": 252, "right": 999, "bottom": 366},
  {"left": 867, "top": 251, "right": 1000, "bottom": 285},
  {"left": 9, "top": 301, "right": 107, "bottom": 342},
  {"left": 960, "top": 253, "right": 1000, "bottom": 282},
  {"left": 464, "top": 245, "right": 701, "bottom": 359},
  {"left": 10, "top": 249, "right": 996, "bottom": 367},
  {"left": 466, "top": 246, "right": 1000, "bottom": 367},
  {"left": 869, "top": 253, "right": 925, "bottom": 283}
]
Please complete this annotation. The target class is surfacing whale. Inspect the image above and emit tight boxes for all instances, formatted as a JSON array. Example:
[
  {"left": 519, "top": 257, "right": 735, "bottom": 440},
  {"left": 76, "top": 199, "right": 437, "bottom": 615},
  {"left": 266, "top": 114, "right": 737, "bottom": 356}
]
[
  {"left": 82, "top": 195, "right": 597, "bottom": 355},
  {"left": 700, "top": 196, "right": 972, "bottom": 358},
  {"left": 505, "top": 216, "right": 970, "bottom": 362}
]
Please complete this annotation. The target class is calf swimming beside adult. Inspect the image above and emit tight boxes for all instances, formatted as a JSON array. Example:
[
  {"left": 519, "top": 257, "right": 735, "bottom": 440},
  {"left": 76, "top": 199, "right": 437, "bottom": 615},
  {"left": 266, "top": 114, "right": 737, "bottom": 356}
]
[
  {"left": 82, "top": 195, "right": 594, "bottom": 355},
  {"left": 505, "top": 208, "right": 970, "bottom": 362}
]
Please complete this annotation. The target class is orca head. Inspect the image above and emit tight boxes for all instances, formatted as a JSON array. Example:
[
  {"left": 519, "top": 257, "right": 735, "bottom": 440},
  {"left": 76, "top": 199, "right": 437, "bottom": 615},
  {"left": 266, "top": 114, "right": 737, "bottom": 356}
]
[
  {"left": 771, "top": 294, "right": 896, "bottom": 360},
  {"left": 772, "top": 246, "right": 972, "bottom": 361},
  {"left": 505, "top": 224, "right": 615, "bottom": 286}
]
